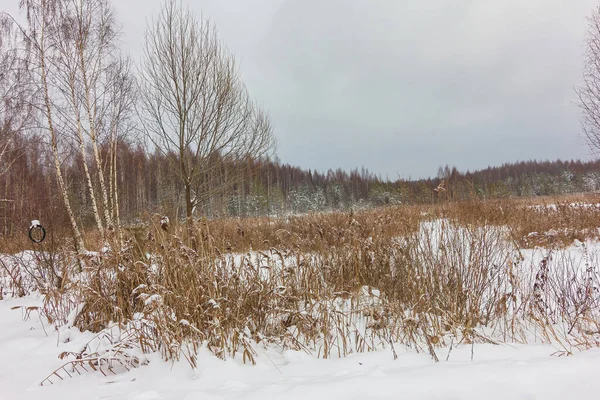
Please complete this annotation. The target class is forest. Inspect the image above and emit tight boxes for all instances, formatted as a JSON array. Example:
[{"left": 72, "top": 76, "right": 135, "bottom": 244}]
[{"left": 0, "top": 128, "right": 598, "bottom": 236}]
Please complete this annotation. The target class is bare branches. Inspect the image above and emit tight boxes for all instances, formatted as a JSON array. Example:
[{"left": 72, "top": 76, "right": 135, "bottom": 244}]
[
  {"left": 140, "top": 0, "right": 276, "bottom": 224},
  {"left": 577, "top": 6, "right": 600, "bottom": 155},
  {"left": 4, "top": 0, "right": 136, "bottom": 247},
  {"left": 0, "top": 11, "right": 35, "bottom": 177}
]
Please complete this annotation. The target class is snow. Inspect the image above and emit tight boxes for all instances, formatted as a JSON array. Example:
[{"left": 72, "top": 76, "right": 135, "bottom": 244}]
[
  {"left": 3, "top": 218, "right": 600, "bottom": 398},
  {"left": 1, "top": 295, "right": 600, "bottom": 399},
  {"left": 143, "top": 294, "right": 163, "bottom": 306}
]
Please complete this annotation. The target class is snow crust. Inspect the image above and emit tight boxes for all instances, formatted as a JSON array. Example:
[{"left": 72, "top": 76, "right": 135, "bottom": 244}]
[{"left": 1, "top": 293, "right": 600, "bottom": 400}]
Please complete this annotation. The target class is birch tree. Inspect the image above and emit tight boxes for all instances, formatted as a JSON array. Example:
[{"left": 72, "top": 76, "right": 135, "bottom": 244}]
[
  {"left": 0, "top": 0, "right": 84, "bottom": 251},
  {"left": 2, "top": 0, "right": 135, "bottom": 249},
  {"left": 140, "top": 0, "right": 276, "bottom": 228},
  {"left": 0, "top": 16, "right": 33, "bottom": 177},
  {"left": 51, "top": 0, "right": 135, "bottom": 240}
]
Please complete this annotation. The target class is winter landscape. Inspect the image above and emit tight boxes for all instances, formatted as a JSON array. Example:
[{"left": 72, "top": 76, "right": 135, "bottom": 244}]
[{"left": 2, "top": 0, "right": 600, "bottom": 399}]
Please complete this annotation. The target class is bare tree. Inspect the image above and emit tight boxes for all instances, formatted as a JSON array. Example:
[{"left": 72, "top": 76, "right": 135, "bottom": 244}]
[
  {"left": 0, "top": 0, "right": 85, "bottom": 251},
  {"left": 577, "top": 6, "right": 600, "bottom": 155},
  {"left": 2, "top": 0, "right": 135, "bottom": 249},
  {"left": 51, "top": 0, "right": 136, "bottom": 241},
  {"left": 0, "top": 16, "right": 34, "bottom": 177},
  {"left": 139, "top": 0, "right": 275, "bottom": 228}
]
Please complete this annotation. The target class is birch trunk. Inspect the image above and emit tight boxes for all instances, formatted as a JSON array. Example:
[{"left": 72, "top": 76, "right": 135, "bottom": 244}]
[
  {"left": 69, "top": 76, "right": 105, "bottom": 237},
  {"left": 75, "top": 11, "right": 114, "bottom": 232},
  {"left": 38, "top": 7, "right": 84, "bottom": 252},
  {"left": 110, "top": 131, "right": 123, "bottom": 244}
]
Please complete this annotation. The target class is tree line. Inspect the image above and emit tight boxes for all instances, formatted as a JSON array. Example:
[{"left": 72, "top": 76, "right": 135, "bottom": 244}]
[{"left": 1, "top": 127, "right": 599, "bottom": 237}]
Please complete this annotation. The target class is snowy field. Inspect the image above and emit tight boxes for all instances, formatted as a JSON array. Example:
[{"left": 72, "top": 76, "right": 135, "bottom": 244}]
[
  {"left": 3, "top": 214, "right": 600, "bottom": 399},
  {"left": 2, "top": 293, "right": 600, "bottom": 400}
]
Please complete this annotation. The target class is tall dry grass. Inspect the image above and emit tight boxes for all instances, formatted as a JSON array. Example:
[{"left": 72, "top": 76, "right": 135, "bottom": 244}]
[{"left": 2, "top": 196, "right": 600, "bottom": 375}]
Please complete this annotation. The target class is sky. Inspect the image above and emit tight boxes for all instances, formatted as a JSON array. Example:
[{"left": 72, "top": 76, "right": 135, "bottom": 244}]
[{"left": 5, "top": 0, "right": 599, "bottom": 179}]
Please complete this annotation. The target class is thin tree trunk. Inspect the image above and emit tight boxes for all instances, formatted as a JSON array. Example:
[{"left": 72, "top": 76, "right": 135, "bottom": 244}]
[
  {"left": 39, "top": 8, "right": 84, "bottom": 252},
  {"left": 78, "top": 42, "right": 114, "bottom": 231},
  {"left": 69, "top": 76, "right": 105, "bottom": 237},
  {"left": 109, "top": 134, "right": 114, "bottom": 218},
  {"left": 110, "top": 128, "right": 123, "bottom": 244},
  {"left": 185, "top": 181, "right": 193, "bottom": 230}
]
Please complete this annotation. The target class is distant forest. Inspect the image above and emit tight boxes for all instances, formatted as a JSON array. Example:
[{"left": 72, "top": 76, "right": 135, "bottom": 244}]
[{"left": 1, "top": 132, "right": 599, "bottom": 234}]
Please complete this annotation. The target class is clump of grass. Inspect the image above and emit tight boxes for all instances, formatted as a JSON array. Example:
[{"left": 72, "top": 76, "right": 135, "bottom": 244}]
[{"left": 4, "top": 197, "right": 600, "bottom": 376}]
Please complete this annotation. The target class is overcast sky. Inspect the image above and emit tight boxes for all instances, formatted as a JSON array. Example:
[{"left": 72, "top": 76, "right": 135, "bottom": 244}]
[{"left": 7, "top": 0, "right": 598, "bottom": 179}]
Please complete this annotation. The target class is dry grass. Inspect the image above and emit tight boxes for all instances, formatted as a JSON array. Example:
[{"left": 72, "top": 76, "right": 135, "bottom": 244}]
[
  {"left": 3, "top": 196, "right": 600, "bottom": 374},
  {"left": 439, "top": 198, "right": 600, "bottom": 248}
]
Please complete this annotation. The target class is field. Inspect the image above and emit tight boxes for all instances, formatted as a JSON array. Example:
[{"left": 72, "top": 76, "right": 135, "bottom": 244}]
[{"left": 2, "top": 196, "right": 600, "bottom": 399}]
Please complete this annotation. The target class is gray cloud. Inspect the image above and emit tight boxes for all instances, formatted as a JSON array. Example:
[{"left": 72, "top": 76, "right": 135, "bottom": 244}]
[
  {"left": 86, "top": 0, "right": 600, "bottom": 177},
  {"left": 246, "top": 0, "right": 597, "bottom": 177}
]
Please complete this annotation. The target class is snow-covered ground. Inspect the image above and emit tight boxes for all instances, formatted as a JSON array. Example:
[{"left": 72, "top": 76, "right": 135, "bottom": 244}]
[
  {"left": 3, "top": 214, "right": 600, "bottom": 399},
  {"left": 2, "top": 294, "right": 600, "bottom": 400}
]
